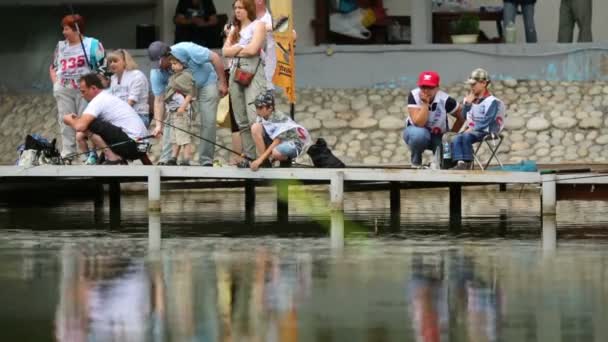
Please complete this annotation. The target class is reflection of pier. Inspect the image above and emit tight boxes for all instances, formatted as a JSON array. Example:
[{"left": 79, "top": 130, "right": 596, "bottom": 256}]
[{"left": 2, "top": 165, "right": 608, "bottom": 245}]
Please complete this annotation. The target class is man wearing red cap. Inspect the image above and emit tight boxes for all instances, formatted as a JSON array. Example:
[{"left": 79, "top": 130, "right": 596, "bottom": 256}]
[{"left": 404, "top": 71, "right": 465, "bottom": 168}]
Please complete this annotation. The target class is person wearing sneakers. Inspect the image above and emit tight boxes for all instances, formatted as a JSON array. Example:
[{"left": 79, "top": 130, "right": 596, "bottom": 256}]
[
  {"left": 403, "top": 71, "right": 465, "bottom": 168},
  {"left": 63, "top": 73, "right": 149, "bottom": 165},
  {"left": 148, "top": 40, "right": 227, "bottom": 166},
  {"left": 248, "top": 90, "right": 311, "bottom": 171},
  {"left": 451, "top": 68, "right": 506, "bottom": 170},
  {"left": 164, "top": 55, "right": 196, "bottom": 166}
]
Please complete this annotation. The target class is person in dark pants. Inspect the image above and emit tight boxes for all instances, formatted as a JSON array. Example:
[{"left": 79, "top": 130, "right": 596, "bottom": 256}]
[
  {"left": 558, "top": 0, "right": 592, "bottom": 43},
  {"left": 63, "top": 73, "right": 149, "bottom": 164},
  {"left": 174, "top": 0, "right": 222, "bottom": 48},
  {"left": 502, "top": 0, "right": 537, "bottom": 43}
]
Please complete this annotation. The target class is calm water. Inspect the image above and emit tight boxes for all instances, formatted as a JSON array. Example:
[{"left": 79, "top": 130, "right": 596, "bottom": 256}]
[{"left": 1, "top": 189, "right": 608, "bottom": 341}]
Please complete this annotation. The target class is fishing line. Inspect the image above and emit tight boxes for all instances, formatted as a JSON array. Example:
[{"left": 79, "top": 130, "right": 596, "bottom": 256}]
[
  {"left": 62, "top": 134, "right": 154, "bottom": 163},
  {"left": 152, "top": 118, "right": 252, "bottom": 161}
]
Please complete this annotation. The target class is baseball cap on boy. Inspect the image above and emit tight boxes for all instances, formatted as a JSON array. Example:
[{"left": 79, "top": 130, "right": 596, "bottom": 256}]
[
  {"left": 466, "top": 68, "right": 491, "bottom": 85},
  {"left": 417, "top": 71, "right": 440, "bottom": 88}
]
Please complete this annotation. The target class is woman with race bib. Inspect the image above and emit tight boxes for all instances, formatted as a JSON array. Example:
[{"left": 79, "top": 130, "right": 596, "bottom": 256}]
[
  {"left": 106, "top": 49, "right": 150, "bottom": 128},
  {"left": 50, "top": 14, "right": 105, "bottom": 159}
]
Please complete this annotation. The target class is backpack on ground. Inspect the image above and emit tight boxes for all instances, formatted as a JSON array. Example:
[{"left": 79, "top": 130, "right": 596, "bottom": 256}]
[
  {"left": 306, "top": 138, "right": 346, "bottom": 168},
  {"left": 16, "top": 134, "right": 62, "bottom": 166}
]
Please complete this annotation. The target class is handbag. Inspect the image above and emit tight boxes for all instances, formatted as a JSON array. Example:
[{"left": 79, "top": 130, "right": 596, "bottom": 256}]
[
  {"left": 233, "top": 57, "right": 261, "bottom": 87},
  {"left": 216, "top": 95, "right": 231, "bottom": 128}
]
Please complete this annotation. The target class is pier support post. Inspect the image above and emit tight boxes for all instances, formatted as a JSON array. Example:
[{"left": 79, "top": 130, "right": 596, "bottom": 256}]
[
  {"left": 148, "top": 212, "right": 161, "bottom": 251},
  {"left": 109, "top": 181, "right": 121, "bottom": 226},
  {"left": 330, "top": 172, "right": 345, "bottom": 248},
  {"left": 245, "top": 180, "right": 256, "bottom": 224},
  {"left": 94, "top": 183, "right": 104, "bottom": 224},
  {"left": 542, "top": 214, "right": 556, "bottom": 255},
  {"left": 449, "top": 184, "right": 462, "bottom": 228},
  {"left": 277, "top": 180, "right": 289, "bottom": 224},
  {"left": 390, "top": 182, "right": 401, "bottom": 230},
  {"left": 148, "top": 168, "right": 161, "bottom": 213},
  {"left": 541, "top": 175, "right": 556, "bottom": 216}
]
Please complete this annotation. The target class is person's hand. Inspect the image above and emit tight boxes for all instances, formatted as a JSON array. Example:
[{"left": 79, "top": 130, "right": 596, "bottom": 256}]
[
  {"left": 218, "top": 81, "right": 228, "bottom": 98},
  {"left": 63, "top": 113, "right": 77, "bottom": 124},
  {"left": 192, "top": 17, "right": 206, "bottom": 27},
  {"left": 152, "top": 124, "right": 163, "bottom": 138},
  {"left": 464, "top": 91, "right": 475, "bottom": 105},
  {"left": 250, "top": 159, "right": 262, "bottom": 171},
  {"left": 419, "top": 92, "right": 431, "bottom": 104}
]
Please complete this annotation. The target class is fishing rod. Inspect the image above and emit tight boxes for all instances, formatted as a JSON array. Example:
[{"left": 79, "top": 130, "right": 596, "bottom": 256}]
[
  {"left": 67, "top": 4, "right": 92, "bottom": 70},
  {"left": 152, "top": 118, "right": 253, "bottom": 161},
  {"left": 62, "top": 135, "right": 154, "bottom": 164}
]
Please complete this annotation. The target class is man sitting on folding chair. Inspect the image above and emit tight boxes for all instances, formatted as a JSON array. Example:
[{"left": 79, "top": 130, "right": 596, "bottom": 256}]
[{"left": 450, "top": 68, "right": 506, "bottom": 170}]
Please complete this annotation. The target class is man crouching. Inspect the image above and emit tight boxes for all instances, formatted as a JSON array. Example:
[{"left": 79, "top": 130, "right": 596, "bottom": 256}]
[
  {"left": 63, "top": 73, "right": 149, "bottom": 164},
  {"left": 248, "top": 90, "right": 310, "bottom": 171}
]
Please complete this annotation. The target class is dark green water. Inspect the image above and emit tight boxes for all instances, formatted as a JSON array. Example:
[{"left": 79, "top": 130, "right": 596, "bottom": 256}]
[{"left": 0, "top": 189, "right": 607, "bottom": 341}]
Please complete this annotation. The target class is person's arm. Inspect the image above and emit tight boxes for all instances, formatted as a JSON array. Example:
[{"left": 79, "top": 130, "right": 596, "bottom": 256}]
[
  {"left": 178, "top": 95, "right": 193, "bottom": 113},
  {"left": 238, "top": 21, "right": 266, "bottom": 57},
  {"left": 251, "top": 139, "right": 281, "bottom": 171},
  {"left": 49, "top": 65, "right": 57, "bottom": 85},
  {"left": 173, "top": 0, "right": 191, "bottom": 25},
  {"left": 209, "top": 51, "right": 228, "bottom": 97},
  {"left": 407, "top": 92, "right": 429, "bottom": 127},
  {"left": 63, "top": 113, "right": 96, "bottom": 132},
  {"left": 193, "top": 15, "right": 218, "bottom": 27},
  {"left": 150, "top": 69, "right": 167, "bottom": 137},
  {"left": 222, "top": 29, "right": 243, "bottom": 57},
  {"left": 473, "top": 100, "right": 499, "bottom": 132},
  {"left": 49, "top": 44, "right": 59, "bottom": 84},
  {"left": 192, "top": 0, "right": 219, "bottom": 27},
  {"left": 451, "top": 105, "right": 466, "bottom": 133},
  {"left": 445, "top": 96, "right": 465, "bottom": 133},
  {"left": 127, "top": 72, "right": 148, "bottom": 107}
]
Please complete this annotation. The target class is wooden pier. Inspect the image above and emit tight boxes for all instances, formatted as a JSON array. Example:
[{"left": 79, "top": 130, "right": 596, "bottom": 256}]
[{"left": 1, "top": 165, "right": 608, "bottom": 247}]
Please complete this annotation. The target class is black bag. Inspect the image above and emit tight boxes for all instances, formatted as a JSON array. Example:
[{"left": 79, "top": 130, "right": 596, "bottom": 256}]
[
  {"left": 306, "top": 138, "right": 346, "bottom": 168},
  {"left": 21, "top": 134, "right": 62, "bottom": 165}
]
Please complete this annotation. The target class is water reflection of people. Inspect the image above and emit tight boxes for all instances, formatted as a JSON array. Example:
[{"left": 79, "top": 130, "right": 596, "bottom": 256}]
[
  {"left": 54, "top": 246, "right": 165, "bottom": 342},
  {"left": 408, "top": 253, "right": 449, "bottom": 342},
  {"left": 214, "top": 248, "right": 311, "bottom": 341},
  {"left": 465, "top": 276, "right": 501, "bottom": 342}
]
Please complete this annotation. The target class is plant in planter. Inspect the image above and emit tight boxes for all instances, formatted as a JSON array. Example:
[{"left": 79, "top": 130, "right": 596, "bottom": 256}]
[{"left": 450, "top": 14, "right": 480, "bottom": 43}]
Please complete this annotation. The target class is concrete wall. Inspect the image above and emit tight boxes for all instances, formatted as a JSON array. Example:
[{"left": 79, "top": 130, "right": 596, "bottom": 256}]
[{"left": 0, "top": 4, "right": 156, "bottom": 91}]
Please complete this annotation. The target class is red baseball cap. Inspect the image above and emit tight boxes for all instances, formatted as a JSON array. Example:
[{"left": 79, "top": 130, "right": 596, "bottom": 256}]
[{"left": 417, "top": 71, "right": 440, "bottom": 87}]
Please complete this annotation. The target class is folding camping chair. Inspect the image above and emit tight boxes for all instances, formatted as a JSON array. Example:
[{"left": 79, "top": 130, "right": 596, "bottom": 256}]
[{"left": 472, "top": 132, "right": 504, "bottom": 170}]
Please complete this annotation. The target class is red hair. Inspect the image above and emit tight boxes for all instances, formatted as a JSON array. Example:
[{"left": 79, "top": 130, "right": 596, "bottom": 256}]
[{"left": 61, "top": 14, "right": 85, "bottom": 34}]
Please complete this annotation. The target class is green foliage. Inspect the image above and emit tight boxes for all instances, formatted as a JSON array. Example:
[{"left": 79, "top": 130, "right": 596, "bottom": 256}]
[{"left": 451, "top": 14, "right": 480, "bottom": 35}]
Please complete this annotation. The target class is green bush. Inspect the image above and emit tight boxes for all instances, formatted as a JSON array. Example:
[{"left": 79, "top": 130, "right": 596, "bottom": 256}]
[{"left": 451, "top": 14, "right": 480, "bottom": 35}]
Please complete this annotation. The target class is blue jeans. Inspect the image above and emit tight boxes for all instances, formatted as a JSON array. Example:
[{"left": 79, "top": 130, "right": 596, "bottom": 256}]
[
  {"left": 503, "top": 2, "right": 537, "bottom": 43},
  {"left": 403, "top": 125, "right": 443, "bottom": 166},
  {"left": 451, "top": 131, "right": 487, "bottom": 162}
]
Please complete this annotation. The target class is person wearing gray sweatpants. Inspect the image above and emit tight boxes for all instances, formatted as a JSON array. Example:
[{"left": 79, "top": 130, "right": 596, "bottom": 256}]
[
  {"left": 50, "top": 14, "right": 105, "bottom": 158},
  {"left": 558, "top": 0, "right": 593, "bottom": 43}
]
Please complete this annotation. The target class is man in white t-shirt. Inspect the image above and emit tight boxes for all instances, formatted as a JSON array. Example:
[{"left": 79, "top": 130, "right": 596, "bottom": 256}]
[{"left": 63, "top": 73, "right": 149, "bottom": 164}]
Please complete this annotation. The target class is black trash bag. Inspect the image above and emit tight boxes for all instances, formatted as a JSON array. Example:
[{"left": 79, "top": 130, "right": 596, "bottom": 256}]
[{"left": 306, "top": 138, "right": 346, "bottom": 168}]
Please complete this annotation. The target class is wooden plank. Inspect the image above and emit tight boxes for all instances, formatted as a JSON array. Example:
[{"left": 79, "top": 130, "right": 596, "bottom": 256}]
[{"left": 0, "top": 166, "right": 542, "bottom": 184}]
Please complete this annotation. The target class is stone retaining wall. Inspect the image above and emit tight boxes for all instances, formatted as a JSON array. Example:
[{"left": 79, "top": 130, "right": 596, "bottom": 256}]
[{"left": 1, "top": 79, "right": 607, "bottom": 165}]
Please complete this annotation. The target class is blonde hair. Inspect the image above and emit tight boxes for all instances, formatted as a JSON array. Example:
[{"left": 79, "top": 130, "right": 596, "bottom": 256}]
[{"left": 107, "top": 49, "right": 138, "bottom": 70}]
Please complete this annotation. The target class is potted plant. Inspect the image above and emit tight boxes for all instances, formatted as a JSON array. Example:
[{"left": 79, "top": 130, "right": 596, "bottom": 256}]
[{"left": 450, "top": 14, "right": 479, "bottom": 44}]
